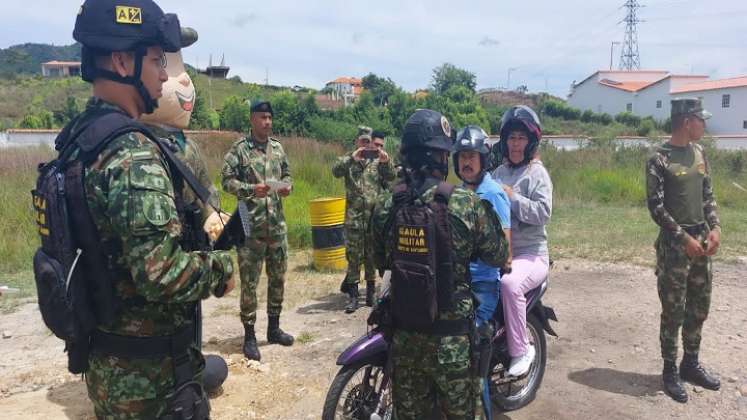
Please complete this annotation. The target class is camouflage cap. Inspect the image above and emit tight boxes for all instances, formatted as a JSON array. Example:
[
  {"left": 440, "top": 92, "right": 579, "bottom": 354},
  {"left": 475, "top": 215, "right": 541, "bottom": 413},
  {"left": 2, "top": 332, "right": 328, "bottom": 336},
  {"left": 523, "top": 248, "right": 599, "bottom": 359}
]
[
  {"left": 671, "top": 97, "right": 712, "bottom": 120},
  {"left": 357, "top": 125, "right": 372, "bottom": 140}
]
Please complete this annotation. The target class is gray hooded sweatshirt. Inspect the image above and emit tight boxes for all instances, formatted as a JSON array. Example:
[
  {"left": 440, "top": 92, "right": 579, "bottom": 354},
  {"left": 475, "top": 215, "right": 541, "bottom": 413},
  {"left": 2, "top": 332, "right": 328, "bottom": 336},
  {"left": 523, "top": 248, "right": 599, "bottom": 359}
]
[{"left": 492, "top": 160, "right": 553, "bottom": 257}]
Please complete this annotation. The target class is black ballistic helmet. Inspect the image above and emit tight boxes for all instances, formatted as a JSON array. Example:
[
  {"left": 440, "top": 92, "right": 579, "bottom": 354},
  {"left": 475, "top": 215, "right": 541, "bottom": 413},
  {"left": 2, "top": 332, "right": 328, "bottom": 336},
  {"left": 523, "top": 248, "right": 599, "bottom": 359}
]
[
  {"left": 203, "top": 354, "right": 229, "bottom": 393},
  {"left": 400, "top": 109, "right": 454, "bottom": 176},
  {"left": 497, "top": 105, "right": 542, "bottom": 166},
  {"left": 73, "top": 0, "right": 184, "bottom": 114},
  {"left": 452, "top": 125, "right": 490, "bottom": 184}
]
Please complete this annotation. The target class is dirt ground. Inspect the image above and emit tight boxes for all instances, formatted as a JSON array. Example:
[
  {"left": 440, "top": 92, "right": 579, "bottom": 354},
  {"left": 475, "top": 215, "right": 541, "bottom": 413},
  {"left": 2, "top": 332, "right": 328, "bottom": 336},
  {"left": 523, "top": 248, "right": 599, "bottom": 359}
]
[{"left": 0, "top": 253, "right": 745, "bottom": 420}]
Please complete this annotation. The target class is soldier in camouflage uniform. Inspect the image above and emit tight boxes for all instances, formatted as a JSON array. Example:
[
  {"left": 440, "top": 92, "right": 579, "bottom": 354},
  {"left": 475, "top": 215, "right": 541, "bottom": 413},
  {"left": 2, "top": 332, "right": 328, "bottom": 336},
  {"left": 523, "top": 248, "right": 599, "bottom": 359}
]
[
  {"left": 221, "top": 101, "right": 295, "bottom": 361},
  {"left": 371, "top": 110, "right": 508, "bottom": 419},
  {"left": 140, "top": 35, "right": 232, "bottom": 394},
  {"left": 646, "top": 98, "right": 722, "bottom": 403},
  {"left": 332, "top": 126, "right": 396, "bottom": 313},
  {"left": 70, "top": 1, "right": 235, "bottom": 418}
]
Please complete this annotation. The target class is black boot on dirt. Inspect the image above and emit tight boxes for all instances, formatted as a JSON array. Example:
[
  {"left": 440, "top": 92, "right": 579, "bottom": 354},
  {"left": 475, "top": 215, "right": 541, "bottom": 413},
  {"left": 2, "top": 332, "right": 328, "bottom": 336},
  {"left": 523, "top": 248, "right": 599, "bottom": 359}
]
[
  {"left": 345, "top": 284, "right": 359, "bottom": 314},
  {"left": 663, "top": 361, "right": 688, "bottom": 403},
  {"left": 680, "top": 353, "right": 720, "bottom": 391},
  {"left": 365, "top": 281, "right": 376, "bottom": 307},
  {"left": 267, "top": 315, "right": 294, "bottom": 346},
  {"left": 242, "top": 324, "right": 261, "bottom": 361}
]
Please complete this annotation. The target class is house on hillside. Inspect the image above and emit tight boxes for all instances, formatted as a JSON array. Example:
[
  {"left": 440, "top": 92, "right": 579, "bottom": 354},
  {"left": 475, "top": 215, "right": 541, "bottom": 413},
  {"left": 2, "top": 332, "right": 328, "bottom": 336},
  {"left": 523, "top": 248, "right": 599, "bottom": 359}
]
[
  {"left": 568, "top": 70, "right": 747, "bottom": 135},
  {"left": 41, "top": 61, "right": 81, "bottom": 77},
  {"left": 324, "top": 77, "right": 362, "bottom": 106}
]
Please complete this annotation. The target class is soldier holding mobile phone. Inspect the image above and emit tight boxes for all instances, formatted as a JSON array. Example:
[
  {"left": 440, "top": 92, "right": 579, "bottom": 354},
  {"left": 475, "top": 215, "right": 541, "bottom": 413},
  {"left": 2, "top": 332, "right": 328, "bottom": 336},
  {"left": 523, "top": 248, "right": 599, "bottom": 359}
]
[{"left": 332, "top": 127, "right": 396, "bottom": 313}]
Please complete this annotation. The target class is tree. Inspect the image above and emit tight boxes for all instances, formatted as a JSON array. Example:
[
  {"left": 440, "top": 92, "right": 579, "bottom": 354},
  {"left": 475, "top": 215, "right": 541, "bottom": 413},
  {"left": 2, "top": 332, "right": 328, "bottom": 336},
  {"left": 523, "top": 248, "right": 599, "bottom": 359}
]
[
  {"left": 219, "top": 95, "right": 250, "bottom": 132},
  {"left": 361, "top": 73, "right": 400, "bottom": 106},
  {"left": 431, "top": 63, "right": 477, "bottom": 95}
]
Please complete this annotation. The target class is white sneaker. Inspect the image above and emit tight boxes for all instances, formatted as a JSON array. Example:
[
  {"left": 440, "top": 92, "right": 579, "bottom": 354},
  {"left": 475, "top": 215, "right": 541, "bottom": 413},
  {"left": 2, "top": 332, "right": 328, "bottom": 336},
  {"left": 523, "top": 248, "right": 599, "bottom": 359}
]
[{"left": 508, "top": 344, "right": 535, "bottom": 377}]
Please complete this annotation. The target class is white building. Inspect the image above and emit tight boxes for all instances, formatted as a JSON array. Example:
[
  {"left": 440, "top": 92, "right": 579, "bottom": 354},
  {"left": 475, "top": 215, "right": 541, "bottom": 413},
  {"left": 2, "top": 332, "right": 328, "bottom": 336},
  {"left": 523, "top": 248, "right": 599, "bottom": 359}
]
[
  {"left": 567, "top": 70, "right": 747, "bottom": 135},
  {"left": 41, "top": 61, "right": 81, "bottom": 77},
  {"left": 324, "top": 77, "right": 362, "bottom": 106},
  {"left": 671, "top": 77, "right": 747, "bottom": 135}
]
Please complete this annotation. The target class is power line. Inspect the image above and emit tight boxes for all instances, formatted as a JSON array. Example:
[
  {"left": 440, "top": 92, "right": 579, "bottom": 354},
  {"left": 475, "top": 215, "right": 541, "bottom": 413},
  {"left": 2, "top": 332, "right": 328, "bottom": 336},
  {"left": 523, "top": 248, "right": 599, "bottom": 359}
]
[{"left": 619, "top": 0, "right": 644, "bottom": 70}]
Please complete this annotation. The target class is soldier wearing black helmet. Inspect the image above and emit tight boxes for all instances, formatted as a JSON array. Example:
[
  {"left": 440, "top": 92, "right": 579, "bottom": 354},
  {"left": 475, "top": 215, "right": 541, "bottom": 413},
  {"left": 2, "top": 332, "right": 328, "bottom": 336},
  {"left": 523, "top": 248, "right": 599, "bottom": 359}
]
[
  {"left": 59, "top": 1, "right": 235, "bottom": 418},
  {"left": 370, "top": 110, "right": 508, "bottom": 419}
]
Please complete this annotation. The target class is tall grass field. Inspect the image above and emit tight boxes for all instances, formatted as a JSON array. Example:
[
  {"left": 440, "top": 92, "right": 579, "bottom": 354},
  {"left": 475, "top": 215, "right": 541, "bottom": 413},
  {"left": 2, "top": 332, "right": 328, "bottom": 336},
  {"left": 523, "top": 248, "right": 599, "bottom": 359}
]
[{"left": 1, "top": 136, "right": 745, "bottom": 296}]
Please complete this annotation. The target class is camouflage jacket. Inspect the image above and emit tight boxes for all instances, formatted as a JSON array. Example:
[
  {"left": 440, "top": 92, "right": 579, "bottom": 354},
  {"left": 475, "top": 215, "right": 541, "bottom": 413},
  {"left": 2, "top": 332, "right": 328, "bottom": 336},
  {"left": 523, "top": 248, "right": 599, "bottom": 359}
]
[
  {"left": 646, "top": 141, "right": 720, "bottom": 244},
  {"left": 221, "top": 135, "right": 291, "bottom": 238},
  {"left": 78, "top": 98, "right": 233, "bottom": 337},
  {"left": 146, "top": 125, "right": 220, "bottom": 222},
  {"left": 371, "top": 179, "right": 509, "bottom": 321},
  {"left": 332, "top": 153, "right": 396, "bottom": 211}
]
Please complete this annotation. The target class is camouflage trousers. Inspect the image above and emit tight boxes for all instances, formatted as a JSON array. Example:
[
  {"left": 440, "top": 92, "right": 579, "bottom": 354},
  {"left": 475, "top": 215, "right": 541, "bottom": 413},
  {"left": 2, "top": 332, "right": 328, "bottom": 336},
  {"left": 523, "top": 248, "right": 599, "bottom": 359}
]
[
  {"left": 86, "top": 346, "right": 205, "bottom": 419},
  {"left": 344, "top": 206, "right": 376, "bottom": 284},
  {"left": 391, "top": 330, "right": 477, "bottom": 419},
  {"left": 237, "top": 235, "right": 288, "bottom": 325},
  {"left": 655, "top": 229, "right": 712, "bottom": 363}
]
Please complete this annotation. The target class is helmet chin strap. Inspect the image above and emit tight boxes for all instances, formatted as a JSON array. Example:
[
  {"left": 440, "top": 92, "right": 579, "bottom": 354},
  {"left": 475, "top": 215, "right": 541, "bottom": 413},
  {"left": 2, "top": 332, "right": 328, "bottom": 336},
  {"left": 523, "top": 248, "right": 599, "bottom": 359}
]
[{"left": 93, "top": 47, "right": 159, "bottom": 114}]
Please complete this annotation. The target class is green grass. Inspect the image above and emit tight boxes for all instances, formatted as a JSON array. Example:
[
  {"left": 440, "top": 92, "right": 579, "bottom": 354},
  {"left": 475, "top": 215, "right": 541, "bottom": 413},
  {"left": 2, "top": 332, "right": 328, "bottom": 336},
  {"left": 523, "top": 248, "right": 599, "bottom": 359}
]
[
  {"left": 295, "top": 331, "right": 316, "bottom": 344},
  {"left": 548, "top": 202, "right": 747, "bottom": 267},
  {"left": 1, "top": 137, "right": 745, "bottom": 306}
]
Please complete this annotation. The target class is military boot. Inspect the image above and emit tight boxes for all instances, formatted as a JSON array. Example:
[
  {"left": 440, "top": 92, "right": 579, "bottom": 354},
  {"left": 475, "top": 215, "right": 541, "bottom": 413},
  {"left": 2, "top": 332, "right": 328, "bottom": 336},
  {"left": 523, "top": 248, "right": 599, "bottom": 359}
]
[
  {"left": 267, "top": 315, "right": 294, "bottom": 346},
  {"left": 680, "top": 353, "right": 720, "bottom": 391},
  {"left": 242, "top": 324, "right": 261, "bottom": 361},
  {"left": 662, "top": 360, "right": 688, "bottom": 403},
  {"left": 365, "top": 281, "right": 376, "bottom": 307},
  {"left": 345, "top": 284, "right": 359, "bottom": 314}
]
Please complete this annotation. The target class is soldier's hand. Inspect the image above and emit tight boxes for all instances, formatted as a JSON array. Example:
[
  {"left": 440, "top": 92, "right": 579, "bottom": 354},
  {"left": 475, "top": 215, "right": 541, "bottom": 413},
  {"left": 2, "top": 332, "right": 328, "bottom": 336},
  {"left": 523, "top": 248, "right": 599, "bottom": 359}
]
[
  {"left": 705, "top": 229, "right": 721, "bottom": 256},
  {"left": 278, "top": 186, "right": 291, "bottom": 197},
  {"left": 684, "top": 235, "right": 705, "bottom": 258},
  {"left": 223, "top": 274, "right": 236, "bottom": 296},
  {"left": 204, "top": 211, "right": 231, "bottom": 242},
  {"left": 378, "top": 149, "right": 390, "bottom": 163},
  {"left": 353, "top": 147, "right": 366, "bottom": 161},
  {"left": 254, "top": 184, "right": 270, "bottom": 198}
]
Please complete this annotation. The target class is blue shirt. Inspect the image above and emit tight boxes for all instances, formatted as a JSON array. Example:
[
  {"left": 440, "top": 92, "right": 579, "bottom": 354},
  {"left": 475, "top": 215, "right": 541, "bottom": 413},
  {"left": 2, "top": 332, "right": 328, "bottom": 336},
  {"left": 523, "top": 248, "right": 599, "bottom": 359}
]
[{"left": 468, "top": 175, "right": 511, "bottom": 283}]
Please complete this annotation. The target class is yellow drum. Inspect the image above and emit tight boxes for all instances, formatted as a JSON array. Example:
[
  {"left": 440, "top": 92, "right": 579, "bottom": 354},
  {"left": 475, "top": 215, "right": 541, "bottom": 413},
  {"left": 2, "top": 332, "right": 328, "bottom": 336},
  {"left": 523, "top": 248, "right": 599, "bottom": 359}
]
[{"left": 309, "top": 197, "right": 346, "bottom": 271}]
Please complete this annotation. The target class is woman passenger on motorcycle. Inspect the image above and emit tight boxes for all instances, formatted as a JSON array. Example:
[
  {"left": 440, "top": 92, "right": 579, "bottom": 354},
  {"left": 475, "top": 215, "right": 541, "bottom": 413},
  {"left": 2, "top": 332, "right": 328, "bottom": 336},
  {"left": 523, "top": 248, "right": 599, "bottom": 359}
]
[{"left": 491, "top": 106, "right": 553, "bottom": 377}]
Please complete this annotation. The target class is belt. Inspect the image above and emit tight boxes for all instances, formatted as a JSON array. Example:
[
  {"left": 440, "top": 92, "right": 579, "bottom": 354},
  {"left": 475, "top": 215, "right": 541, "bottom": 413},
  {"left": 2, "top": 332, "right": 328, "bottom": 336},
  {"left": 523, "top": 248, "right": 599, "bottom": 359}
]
[
  {"left": 682, "top": 222, "right": 707, "bottom": 237},
  {"left": 91, "top": 325, "right": 195, "bottom": 359}
]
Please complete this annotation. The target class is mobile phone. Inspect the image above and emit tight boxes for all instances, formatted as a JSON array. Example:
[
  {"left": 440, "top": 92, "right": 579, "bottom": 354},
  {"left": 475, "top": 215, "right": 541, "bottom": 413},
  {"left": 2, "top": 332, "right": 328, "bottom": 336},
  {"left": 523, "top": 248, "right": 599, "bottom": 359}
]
[{"left": 362, "top": 149, "right": 380, "bottom": 160}]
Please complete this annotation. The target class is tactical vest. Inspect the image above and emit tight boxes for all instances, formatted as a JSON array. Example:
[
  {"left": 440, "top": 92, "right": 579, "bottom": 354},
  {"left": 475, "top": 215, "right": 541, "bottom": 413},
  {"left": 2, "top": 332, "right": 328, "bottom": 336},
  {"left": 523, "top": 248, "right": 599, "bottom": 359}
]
[
  {"left": 32, "top": 110, "right": 212, "bottom": 373},
  {"left": 388, "top": 181, "right": 470, "bottom": 335}
]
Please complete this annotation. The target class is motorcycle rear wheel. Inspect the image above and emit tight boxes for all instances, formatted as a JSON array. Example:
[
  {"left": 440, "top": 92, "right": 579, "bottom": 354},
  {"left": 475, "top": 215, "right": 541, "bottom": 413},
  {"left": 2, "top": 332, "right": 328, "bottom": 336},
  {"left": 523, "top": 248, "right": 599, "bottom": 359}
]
[{"left": 490, "top": 313, "right": 547, "bottom": 411}]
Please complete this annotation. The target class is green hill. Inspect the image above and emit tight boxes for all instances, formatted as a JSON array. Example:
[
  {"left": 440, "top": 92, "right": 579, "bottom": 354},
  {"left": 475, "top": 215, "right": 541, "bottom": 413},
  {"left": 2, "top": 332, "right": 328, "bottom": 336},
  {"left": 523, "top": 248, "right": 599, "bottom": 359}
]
[{"left": 0, "top": 43, "right": 81, "bottom": 77}]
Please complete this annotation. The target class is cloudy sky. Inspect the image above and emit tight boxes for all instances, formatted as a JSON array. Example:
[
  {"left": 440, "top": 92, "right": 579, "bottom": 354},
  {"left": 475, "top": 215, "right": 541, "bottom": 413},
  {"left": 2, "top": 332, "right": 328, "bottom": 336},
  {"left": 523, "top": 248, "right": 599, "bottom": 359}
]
[{"left": 3, "top": 0, "right": 747, "bottom": 97}]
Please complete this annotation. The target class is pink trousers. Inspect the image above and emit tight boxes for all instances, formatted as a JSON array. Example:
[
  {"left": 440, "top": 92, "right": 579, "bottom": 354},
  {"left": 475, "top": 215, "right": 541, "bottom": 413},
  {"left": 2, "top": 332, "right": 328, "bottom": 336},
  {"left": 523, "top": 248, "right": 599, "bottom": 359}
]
[{"left": 500, "top": 255, "right": 549, "bottom": 357}]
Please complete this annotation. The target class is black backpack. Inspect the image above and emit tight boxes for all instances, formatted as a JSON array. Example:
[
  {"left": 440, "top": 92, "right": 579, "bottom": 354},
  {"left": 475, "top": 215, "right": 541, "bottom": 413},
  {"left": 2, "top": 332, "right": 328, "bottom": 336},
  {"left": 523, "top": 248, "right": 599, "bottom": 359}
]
[
  {"left": 31, "top": 110, "right": 211, "bottom": 373},
  {"left": 388, "top": 181, "right": 457, "bottom": 332}
]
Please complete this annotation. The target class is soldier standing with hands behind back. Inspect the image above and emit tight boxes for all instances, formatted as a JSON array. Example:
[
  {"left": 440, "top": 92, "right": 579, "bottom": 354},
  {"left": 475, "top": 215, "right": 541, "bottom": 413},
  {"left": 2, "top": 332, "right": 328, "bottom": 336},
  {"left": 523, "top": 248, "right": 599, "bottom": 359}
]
[
  {"left": 333, "top": 126, "right": 396, "bottom": 313},
  {"left": 646, "top": 98, "right": 722, "bottom": 403},
  {"left": 222, "top": 101, "right": 294, "bottom": 361}
]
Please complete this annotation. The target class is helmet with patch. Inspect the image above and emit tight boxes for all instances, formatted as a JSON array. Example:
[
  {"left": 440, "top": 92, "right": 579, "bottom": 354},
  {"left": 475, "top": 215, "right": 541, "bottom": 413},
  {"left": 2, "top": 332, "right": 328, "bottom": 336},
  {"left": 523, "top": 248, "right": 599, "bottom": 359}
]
[
  {"left": 73, "top": 0, "right": 184, "bottom": 114},
  {"left": 452, "top": 125, "right": 490, "bottom": 184},
  {"left": 401, "top": 109, "right": 453, "bottom": 153},
  {"left": 497, "top": 105, "right": 542, "bottom": 165},
  {"left": 400, "top": 109, "right": 454, "bottom": 177}
]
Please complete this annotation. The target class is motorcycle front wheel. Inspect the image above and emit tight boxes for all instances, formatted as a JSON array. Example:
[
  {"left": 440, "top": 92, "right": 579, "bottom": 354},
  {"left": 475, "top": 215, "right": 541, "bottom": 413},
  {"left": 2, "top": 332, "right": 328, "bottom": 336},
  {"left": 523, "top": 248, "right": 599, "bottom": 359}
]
[
  {"left": 322, "top": 362, "right": 392, "bottom": 420},
  {"left": 490, "top": 313, "right": 547, "bottom": 411}
]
